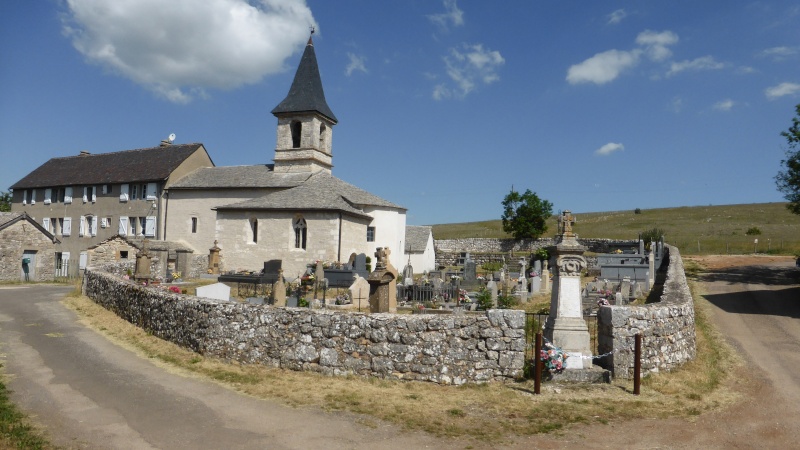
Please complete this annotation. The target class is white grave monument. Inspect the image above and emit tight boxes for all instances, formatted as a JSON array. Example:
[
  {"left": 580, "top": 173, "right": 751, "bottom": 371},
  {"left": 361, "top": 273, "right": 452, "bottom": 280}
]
[
  {"left": 544, "top": 210, "right": 592, "bottom": 369},
  {"left": 196, "top": 282, "right": 231, "bottom": 302}
]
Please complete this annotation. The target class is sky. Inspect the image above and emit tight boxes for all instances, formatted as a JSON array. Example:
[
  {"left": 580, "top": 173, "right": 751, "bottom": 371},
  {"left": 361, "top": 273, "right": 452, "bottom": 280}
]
[{"left": 1, "top": 0, "right": 799, "bottom": 226}]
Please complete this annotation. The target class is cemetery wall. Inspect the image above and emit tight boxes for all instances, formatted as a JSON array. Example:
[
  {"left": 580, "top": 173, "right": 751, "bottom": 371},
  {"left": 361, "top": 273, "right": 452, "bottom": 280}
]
[
  {"left": 596, "top": 245, "right": 696, "bottom": 378},
  {"left": 83, "top": 269, "right": 527, "bottom": 385},
  {"left": 434, "top": 238, "right": 637, "bottom": 267}
]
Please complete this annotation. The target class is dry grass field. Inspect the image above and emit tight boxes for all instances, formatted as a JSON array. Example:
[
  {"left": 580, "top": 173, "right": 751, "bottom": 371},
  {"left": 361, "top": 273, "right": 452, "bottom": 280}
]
[{"left": 431, "top": 202, "right": 800, "bottom": 255}]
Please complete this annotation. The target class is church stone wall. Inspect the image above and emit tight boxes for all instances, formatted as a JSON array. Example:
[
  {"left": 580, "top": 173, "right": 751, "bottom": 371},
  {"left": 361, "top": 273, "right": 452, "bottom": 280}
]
[
  {"left": 83, "top": 269, "right": 526, "bottom": 385},
  {"left": 596, "top": 245, "right": 696, "bottom": 378}
]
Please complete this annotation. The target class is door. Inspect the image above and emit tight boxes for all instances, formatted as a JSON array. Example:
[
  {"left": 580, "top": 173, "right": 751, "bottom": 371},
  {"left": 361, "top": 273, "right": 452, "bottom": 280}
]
[{"left": 22, "top": 250, "right": 36, "bottom": 281}]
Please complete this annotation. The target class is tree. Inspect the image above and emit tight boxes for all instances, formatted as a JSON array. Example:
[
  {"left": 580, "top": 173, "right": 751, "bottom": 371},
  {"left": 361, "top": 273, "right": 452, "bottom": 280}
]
[
  {"left": 775, "top": 104, "right": 800, "bottom": 214},
  {"left": 501, "top": 189, "right": 553, "bottom": 240},
  {"left": 0, "top": 191, "right": 11, "bottom": 212}
]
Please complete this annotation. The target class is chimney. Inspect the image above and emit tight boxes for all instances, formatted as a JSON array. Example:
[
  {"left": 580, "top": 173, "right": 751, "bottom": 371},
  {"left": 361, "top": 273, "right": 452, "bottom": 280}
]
[
  {"left": 79, "top": 150, "right": 91, "bottom": 156},
  {"left": 160, "top": 140, "right": 171, "bottom": 147}
]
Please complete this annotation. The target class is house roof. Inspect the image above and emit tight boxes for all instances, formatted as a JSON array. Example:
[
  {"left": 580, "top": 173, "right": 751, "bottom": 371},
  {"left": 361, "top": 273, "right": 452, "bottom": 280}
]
[
  {"left": 168, "top": 165, "right": 312, "bottom": 189},
  {"left": 0, "top": 212, "right": 59, "bottom": 243},
  {"left": 215, "top": 172, "right": 405, "bottom": 218},
  {"left": 10, "top": 144, "right": 207, "bottom": 189},
  {"left": 405, "top": 226, "right": 432, "bottom": 253},
  {"left": 270, "top": 36, "right": 338, "bottom": 124}
]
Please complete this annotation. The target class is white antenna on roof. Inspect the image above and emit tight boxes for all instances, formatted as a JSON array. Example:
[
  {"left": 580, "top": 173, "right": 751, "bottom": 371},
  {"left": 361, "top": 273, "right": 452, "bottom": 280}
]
[{"left": 168, "top": 133, "right": 176, "bottom": 143}]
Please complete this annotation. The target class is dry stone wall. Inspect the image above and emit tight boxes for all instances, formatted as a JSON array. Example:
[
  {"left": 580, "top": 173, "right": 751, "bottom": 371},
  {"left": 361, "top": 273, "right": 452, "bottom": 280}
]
[
  {"left": 434, "top": 238, "right": 636, "bottom": 267},
  {"left": 596, "top": 245, "right": 696, "bottom": 378},
  {"left": 83, "top": 269, "right": 526, "bottom": 385}
]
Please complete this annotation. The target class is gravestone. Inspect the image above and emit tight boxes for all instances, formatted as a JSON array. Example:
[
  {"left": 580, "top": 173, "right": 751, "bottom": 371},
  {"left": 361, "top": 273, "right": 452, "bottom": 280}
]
[
  {"left": 639, "top": 239, "right": 645, "bottom": 256},
  {"left": 196, "top": 282, "right": 231, "bottom": 302},
  {"left": 486, "top": 280, "right": 498, "bottom": 308},
  {"left": 615, "top": 292, "right": 624, "bottom": 304},
  {"left": 367, "top": 247, "right": 398, "bottom": 313},
  {"left": 648, "top": 244, "right": 656, "bottom": 287},
  {"left": 349, "top": 275, "right": 370, "bottom": 310},
  {"left": 354, "top": 253, "right": 368, "bottom": 275},
  {"left": 544, "top": 210, "right": 592, "bottom": 369},
  {"left": 247, "top": 297, "right": 264, "bottom": 305},
  {"left": 531, "top": 275, "right": 541, "bottom": 294},
  {"left": 431, "top": 277, "right": 444, "bottom": 290},
  {"left": 208, "top": 240, "right": 221, "bottom": 274},
  {"left": 273, "top": 269, "right": 286, "bottom": 306},
  {"left": 402, "top": 259, "right": 414, "bottom": 286},
  {"left": 464, "top": 258, "right": 477, "bottom": 283},
  {"left": 315, "top": 260, "right": 325, "bottom": 291},
  {"left": 533, "top": 259, "right": 542, "bottom": 273},
  {"left": 286, "top": 296, "right": 298, "bottom": 307},
  {"left": 620, "top": 276, "right": 632, "bottom": 299},
  {"left": 518, "top": 258, "right": 528, "bottom": 301},
  {"left": 261, "top": 259, "right": 282, "bottom": 283},
  {"left": 542, "top": 260, "right": 550, "bottom": 293}
]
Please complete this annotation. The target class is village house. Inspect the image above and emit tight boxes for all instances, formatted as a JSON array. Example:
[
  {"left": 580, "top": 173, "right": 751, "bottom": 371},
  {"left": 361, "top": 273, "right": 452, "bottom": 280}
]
[
  {"left": 0, "top": 211, "right": 59, "bottom": 281},
  {"left": 404, "top": 225, "right": 436, "bottom": 274}
]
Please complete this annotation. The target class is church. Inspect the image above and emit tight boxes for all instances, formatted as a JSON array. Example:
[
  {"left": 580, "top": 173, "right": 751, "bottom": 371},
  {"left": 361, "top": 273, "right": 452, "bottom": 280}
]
[
  {"left": 10, "top": 35, "right": 410, "bottom": 280},
  {"left": 164, "top": 35, "right": 408, "bottom": 278}
]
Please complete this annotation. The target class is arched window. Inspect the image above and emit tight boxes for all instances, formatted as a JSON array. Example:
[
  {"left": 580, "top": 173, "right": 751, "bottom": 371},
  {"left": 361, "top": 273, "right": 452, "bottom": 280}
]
[
  {"left": 319, "top": 123, "right": 326, "bottom": 150},
  {"left": 291, "top": 121, "right": 302, "bottom": 148},
  {"left": 250, "top": 218, "right": 258, "bottom": 243},
  {"left": 293, "top": 217, "right": 307, "bottom": 249}
]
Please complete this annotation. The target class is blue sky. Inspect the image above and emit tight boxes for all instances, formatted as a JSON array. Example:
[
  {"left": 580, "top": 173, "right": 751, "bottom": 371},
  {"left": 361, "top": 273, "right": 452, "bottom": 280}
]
[{"left": 1, "top": 1, "right": 799, "bottom": 225}]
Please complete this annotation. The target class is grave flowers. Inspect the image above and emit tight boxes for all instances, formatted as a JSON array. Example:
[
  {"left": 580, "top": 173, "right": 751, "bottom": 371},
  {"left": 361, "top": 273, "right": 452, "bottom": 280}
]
[{"left": 540, "top": 342, "right": 568, "bottom": 373}]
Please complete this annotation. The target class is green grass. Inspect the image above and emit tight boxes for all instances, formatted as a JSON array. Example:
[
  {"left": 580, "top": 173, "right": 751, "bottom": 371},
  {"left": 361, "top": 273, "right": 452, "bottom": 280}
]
[
  {"left": 431, "top": 202, "right": 800, "bottom": 255},
  {"left": 0, "top": 374, "right": 51, "bottom": 449}
]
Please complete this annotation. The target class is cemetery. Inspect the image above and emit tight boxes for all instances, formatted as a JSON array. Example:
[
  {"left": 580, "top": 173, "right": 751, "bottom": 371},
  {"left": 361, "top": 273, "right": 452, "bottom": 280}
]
[{"left": 80, "top": 208, "right": 696, "bottom": 385}]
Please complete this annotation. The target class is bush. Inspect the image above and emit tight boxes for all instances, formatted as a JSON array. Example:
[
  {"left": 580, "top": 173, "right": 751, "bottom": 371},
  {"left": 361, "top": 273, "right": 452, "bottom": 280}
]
[
  {"left": 497, "top": 294, "right": 518, "bottom": 309},
  {"left": 640, "top": 227, "right": 665, "bottom": 244},
  {"left": 475, "top": 288, "right": 493, "bottom": 310},
  {"left": 634, "top": 208, "right": 642, "bottom": 214},
  {"left": 745, "top": 227, "right": 762, "bottom": 236}
]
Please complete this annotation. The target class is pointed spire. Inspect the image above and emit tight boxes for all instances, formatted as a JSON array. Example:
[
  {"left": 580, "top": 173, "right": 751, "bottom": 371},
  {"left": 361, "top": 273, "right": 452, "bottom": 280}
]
[{"left": 271, "top": 31, "right": 337, "bottom": 124}]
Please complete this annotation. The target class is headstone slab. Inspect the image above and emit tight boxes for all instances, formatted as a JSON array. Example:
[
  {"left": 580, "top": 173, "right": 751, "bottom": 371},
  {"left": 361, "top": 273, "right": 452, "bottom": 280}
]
[
  {"left": 349, "top": 276, "right": 370, "bottom": 310},
  {"left": 273, "top": 270, "right": 287, "bottom": 307},
  {"left": 464, "top": 260, "right": 477, "bottom": 282},
  {"left": 486, "top": 280, "right": 498, "bottom": 308},
  {"left": 196, "top": 282, "right": 231, "bottom": 302}
]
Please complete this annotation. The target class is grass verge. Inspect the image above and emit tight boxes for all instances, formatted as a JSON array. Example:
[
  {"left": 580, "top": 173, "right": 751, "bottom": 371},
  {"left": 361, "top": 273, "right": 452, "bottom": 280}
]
[
  {"left": 62, "top": 274, "right": 740, "bottom": 444},
  {"left": 0, "top": 371, "right": 51, "bottom": 450}
]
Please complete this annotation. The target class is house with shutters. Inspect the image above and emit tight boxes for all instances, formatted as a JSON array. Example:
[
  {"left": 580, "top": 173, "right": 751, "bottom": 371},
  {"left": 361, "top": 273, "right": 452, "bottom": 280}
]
[{"left": 9, "top": 144, "right": 213, "bottom": 276}]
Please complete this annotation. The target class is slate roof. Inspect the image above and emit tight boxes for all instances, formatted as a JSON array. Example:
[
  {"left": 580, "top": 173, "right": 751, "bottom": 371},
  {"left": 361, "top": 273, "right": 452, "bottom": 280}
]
[
  {"left": 168, "top": 165, "right": 312, "bottom": 189},
  {"left": 216, "top": 172, "right": 405, "bottom": 218},
  {"left": 271, "top": 37, "right": 338, "bottom": 124},
  {"left": 10, "top": 144, "right": 207, "bottom": 189},
  {"left": 405, "top": 226, "right": 432, "bottom": 253}
]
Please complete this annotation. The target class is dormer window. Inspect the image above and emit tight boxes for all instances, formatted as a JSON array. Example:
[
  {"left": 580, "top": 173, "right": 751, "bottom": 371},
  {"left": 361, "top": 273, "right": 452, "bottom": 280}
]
[{"left": 291, "top": 121, "right": 302, "bottom": 148}]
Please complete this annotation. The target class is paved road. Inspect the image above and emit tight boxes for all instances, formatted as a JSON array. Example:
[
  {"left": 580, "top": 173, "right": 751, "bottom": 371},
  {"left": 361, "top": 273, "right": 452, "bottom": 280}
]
[{"left": 0, "top": 285, "right": 459, "bottom": 450}]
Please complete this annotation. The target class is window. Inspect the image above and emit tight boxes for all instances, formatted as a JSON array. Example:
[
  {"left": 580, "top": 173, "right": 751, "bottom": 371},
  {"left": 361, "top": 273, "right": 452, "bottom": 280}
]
[
  {"left": 291, "top": 121, "right": 302, "bottom": 148},
  {"left": 319, "top": 123, "right": 326, "bottom": 150},
  {"left": 191, "top": 217, "right": 197, "bottom": 234},
  {"left": 51, "top": 218, "right": 58, "bottom": 234},
  {"left": 64, "top": 187, "right": 73, "bottom": 204},
  {"left": 22, "top": 189, "right": 28, "bottom": 205},
  {"left": 140, "top": 184, "right": 148, "bottom": 201},
  {"left": 56, "top": 188, "right": 65, "bottom": 203},
  {"left": 138, "top": 217, "right": 146, "bottom": 236},
  {"left": 84, "top": 215, "right": 97, "bottom": 236},
  {"left": 367, "top": 226, "right": 375, "bottom": 242},
  {"left": 44, "top": 188, "right": 52, "bottom": 205},
  {"left": 144, "top": 216, "right": 155, "bottom": 237},
  {"left": 62, "top": 217, "right": 71, "bottom": 236},
  {"left": 30, "top": 189, "right": 36, "bottom": 205},
  {"left": 42, "top": 218, "right": 51, "bottom": 232},
  {"left": 83, "top": 186, "right": 95, "bottom": 203},
  {"left": 293, "top": 217, "right": 307, "bottom": 249},
  {"left": 131, "top": 184, "right": 138, "bottom": 200},
  {"left": 119, "top": 217, "right": 129, "bottom": 236},
  {"left": 120, "top": 184, "right": 129, "bottom": 202},
  {"left": 250, "top": 218, "right": 258, "bottom": 243},
  {"left": 146, "top": 182, "right": 157, "bottom": 201},
  {"left": 102, "top": 184, "right": 112, "bottom": 195},
  {"left": 120, "top": 250, "right": 129, "bottom": 259}
]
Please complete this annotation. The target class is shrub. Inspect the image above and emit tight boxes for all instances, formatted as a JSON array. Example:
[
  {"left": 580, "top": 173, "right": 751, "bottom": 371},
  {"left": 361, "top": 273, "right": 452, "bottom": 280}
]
[
  {"left": 640, "top": 227, "right": 666, "bottom": 244},
  {"left": 634, "top": 208, "right": 642, "bottom": 214},
  {"left": 475, "top": 288, "right": 493, "bottom": 310},
  {"left": 745, "top": 227, "right": 762, "bottom": 235},
  {"left": 497, "top": 294, "right": 518, "bottom": 309}
]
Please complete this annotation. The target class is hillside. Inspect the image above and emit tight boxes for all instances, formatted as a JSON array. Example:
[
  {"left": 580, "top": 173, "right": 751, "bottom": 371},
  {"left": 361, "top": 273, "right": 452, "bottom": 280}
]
[{"left": 430, "top": 202, "right": 800, "bottom": 255}]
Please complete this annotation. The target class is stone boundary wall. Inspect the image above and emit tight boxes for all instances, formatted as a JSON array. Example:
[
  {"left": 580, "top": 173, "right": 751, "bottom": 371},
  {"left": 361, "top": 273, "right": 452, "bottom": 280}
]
[
  {"left": 434, "top": 238, "right": 637, "bottom": 267},
  {"left": 596, "top": 244, "right": 696, "bottom": 378},
  {"left": 83, "top": 269, "right": 526, "bottom": 385}
]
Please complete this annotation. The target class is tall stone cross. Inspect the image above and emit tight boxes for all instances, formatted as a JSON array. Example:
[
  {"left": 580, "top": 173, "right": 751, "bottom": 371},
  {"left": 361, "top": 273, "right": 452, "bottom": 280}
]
[
  {"left": 375, "top": 247, "right": 392, "bottom": 271},
  {"left": 559, "top": 210, "right": 576, "bottom": 237}
]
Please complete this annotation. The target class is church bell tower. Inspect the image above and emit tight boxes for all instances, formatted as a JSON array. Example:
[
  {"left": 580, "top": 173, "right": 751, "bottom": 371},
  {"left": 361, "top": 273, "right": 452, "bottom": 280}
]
[{"left": 271, "top": 33, "right": 338, "bottom": 174}]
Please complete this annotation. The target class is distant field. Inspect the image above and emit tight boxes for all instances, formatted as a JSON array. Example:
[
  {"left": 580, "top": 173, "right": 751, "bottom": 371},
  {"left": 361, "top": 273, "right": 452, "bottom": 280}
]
[{"left": 430, "top": 202, "right": 800, "bottom": 256}]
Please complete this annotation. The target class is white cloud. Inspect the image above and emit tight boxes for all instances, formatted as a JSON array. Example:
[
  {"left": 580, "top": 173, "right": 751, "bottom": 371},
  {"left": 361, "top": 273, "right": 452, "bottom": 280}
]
[
  {"left": 765, "top": 82, "right": 800, "bottom": 100},
  {"left": 670, "top": 97, "right": 684, "bottom": 113},
  {"left": 635, "top": 30, "right": 679, "bottom": 62},
  {"left": 761, "top": 46, "right": 798, "bottom": 60},
  {"left": 62, "top": 0, "right": 316, "bottom": 103},
  {"left": 667, "top": 56, "right": 725, "bottom": 77},
  {"left": 713, "top": 99, "right": 735, "bottom": 111},
  {"left": 345, "top": 53, "right": 367, "bottom": 76},
  {"left": 595, "top": 142, "right": 624, "bottom": 156},
  {"left": 566, "top": 49, "right": 640, "bottom": 85},
  {"left": 428, "top": 0, "right": 464, "bottom": 29},
  {"left": 607, "top": 9, "right": 627, "bottom": 25},
  {"left": 566, "top": 29, "right": 678, "bottom": 85},
  {"left": 434, "top": 44, "right": 504, "bottom": 99}
]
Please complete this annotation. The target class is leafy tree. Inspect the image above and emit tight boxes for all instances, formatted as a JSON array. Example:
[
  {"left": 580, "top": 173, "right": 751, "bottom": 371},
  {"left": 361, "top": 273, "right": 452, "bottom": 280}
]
[
  {"left": 501, "top": 189, "right": 553, "bottom": 240},
  {"left": 775, "top": 104, "right": 800, "bottom": 214},
  {"left": 0, "top": 191, "right": 11, "bottom": 212}
]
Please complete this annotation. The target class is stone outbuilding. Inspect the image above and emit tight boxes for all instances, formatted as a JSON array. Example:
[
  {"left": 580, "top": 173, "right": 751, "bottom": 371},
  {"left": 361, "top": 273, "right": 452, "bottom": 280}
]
[
  {"left": 86, "top": 235, "right": 194, "bottom": 280},
  {"left": 0, "top": 212, "right": 60, "bottom": 281}
]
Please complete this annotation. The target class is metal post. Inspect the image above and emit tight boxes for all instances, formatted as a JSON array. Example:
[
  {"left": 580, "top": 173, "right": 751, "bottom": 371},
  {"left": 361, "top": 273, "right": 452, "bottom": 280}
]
[
  {"left": 634, "top": 333, "right": 642, "bottom": 395},
  {"left": 534, "top": 332, "right": 543, "bottom": 395}
]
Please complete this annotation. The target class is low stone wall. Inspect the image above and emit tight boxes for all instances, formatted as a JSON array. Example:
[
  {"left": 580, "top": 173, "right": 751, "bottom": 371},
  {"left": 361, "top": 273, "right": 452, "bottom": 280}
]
[
  {"left": 434, "top": 238, "right": 637, "bottom": 267},
  {"left": 83, "top": 269, "right": 526, "bottom": 385},
  {"left": 596, "top": 245, "right": 696, "bottom": 378}
]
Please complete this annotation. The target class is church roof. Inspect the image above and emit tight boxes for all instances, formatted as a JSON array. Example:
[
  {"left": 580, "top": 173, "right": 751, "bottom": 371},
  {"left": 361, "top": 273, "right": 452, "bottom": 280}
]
[
  {"left": 215, "top": 172, "right": 405, "bottom": 218},
  {"left": 10, "top": 144, "right": 207, "bottom": 189},
  {"left": 270, "top": 36, "right": 338, "bottom": 124},
  {"left": 168, "top": 165, "right": 312, "bottom": 189},
  {"left": 405, "top": 226, "right": 432, "bottom": 253}
]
